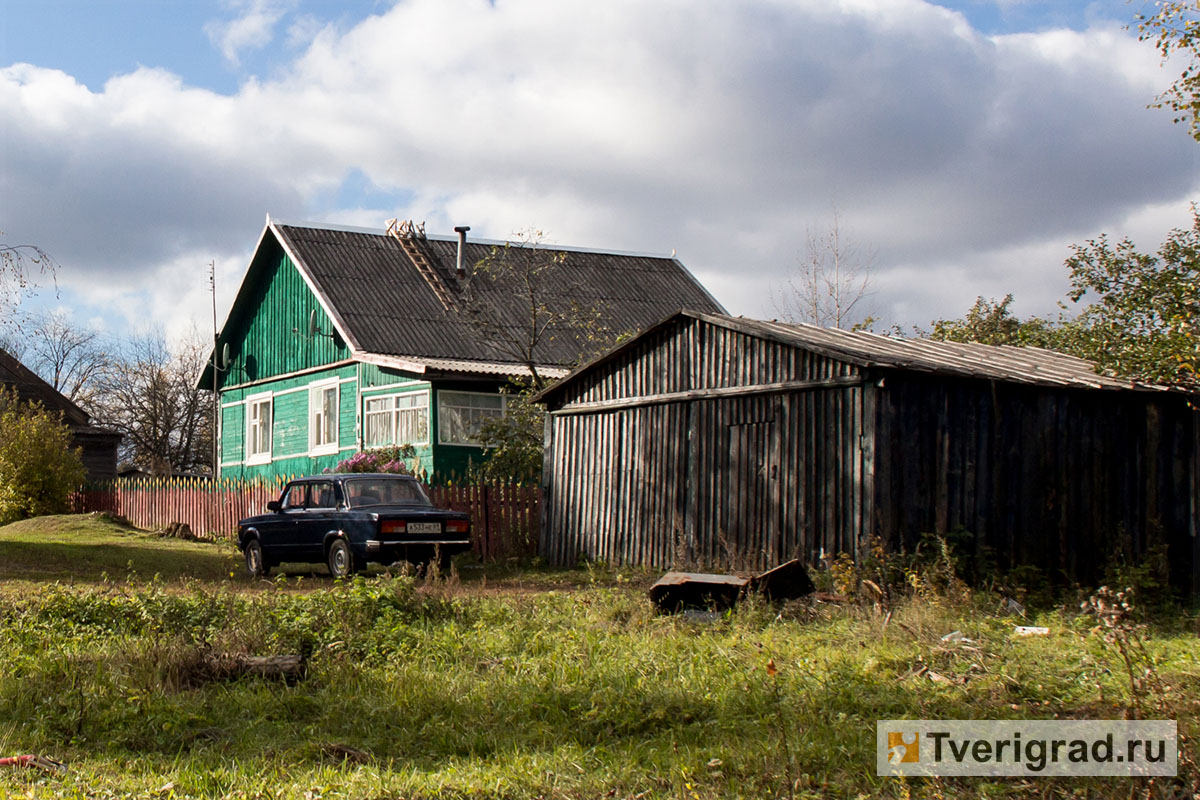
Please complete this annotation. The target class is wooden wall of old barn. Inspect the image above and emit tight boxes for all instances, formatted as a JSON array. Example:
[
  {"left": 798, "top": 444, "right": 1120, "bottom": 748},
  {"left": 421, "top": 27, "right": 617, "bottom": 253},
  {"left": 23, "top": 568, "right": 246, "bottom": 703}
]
[
  {"left": 541, "top": 314, "right": 1199, "bottom": 592},
  {"left": 542, "top": 317, "right": 874, "bottom": 570},
  {"left": 873, "top": 372, "right": 1198, "bottom": 592}
]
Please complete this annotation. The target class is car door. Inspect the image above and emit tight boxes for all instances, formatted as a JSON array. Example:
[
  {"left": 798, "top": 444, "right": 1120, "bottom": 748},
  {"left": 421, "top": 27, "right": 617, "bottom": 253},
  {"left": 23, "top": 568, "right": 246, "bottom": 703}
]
[
  {"left": 262, "top": 482, "right": 307, "bottom": 562},
  {"left": 297, "top": 479, "right": 339, "bottom": 558}
]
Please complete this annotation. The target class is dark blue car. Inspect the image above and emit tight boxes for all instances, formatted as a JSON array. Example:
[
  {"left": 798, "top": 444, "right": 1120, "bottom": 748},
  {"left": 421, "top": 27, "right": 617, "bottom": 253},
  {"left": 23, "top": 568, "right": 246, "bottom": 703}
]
[{"left": 237, "top": 473, "right": 472, "bottom": 578}]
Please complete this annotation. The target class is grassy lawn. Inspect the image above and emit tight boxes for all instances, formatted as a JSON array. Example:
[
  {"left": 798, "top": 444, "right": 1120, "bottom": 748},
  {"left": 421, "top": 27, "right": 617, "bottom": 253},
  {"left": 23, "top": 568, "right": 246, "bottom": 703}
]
[
  {"left": 0, "top": 514, "right": 242, "bottom": 585},
  {"left": 0, "top": 515, "right": 1197, "bottom": 799}
]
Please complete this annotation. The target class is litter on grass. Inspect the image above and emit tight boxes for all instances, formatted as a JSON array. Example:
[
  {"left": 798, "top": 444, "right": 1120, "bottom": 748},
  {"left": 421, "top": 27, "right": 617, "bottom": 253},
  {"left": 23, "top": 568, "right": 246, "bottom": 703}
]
[
  {"left": 0, "top": 755, "right": 67, "bottom": 774},
  {"left": 1013, "top": 625, "right": 1051, "bottom": 637}
]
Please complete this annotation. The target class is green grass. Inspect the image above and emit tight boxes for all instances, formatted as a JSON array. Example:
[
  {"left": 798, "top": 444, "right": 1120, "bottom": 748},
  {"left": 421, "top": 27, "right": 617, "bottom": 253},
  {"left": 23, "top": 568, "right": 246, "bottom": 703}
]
[
  {"left": 0, "top": 514, "right": 242, "bottom": 584},
  {"left": 0, "top": 515, "right": 1197, "bottom": 799}
]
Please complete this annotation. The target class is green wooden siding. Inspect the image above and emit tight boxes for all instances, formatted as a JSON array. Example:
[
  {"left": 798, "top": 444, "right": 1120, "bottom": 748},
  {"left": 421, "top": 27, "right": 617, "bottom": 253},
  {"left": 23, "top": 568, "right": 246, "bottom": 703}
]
[
  {"left": 218, "top": 365, "right": 358, "bottom": 480},
  {"left": 218, "top": 239, "right": 349, "bottom": 390},
  {"left": 358, "top": 362, "right": 421, "bottom": 390}
]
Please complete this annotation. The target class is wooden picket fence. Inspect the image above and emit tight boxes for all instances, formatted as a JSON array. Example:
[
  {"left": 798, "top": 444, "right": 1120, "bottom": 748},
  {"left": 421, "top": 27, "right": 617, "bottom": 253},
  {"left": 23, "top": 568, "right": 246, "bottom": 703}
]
[{"left": 71, "top": 477, "right": 541, "bottom": 562}]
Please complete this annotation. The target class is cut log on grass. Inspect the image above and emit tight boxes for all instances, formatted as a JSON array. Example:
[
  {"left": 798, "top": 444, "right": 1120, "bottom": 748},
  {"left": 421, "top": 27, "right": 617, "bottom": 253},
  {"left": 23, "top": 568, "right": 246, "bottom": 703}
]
[{"left": 203, "top": 654, "right": 306, "bottom": 683}]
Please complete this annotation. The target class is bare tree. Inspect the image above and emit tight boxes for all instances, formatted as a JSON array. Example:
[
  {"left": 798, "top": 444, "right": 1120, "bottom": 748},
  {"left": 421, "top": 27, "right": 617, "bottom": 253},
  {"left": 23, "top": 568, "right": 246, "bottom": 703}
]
[
  {"left": 463, "top": 229, "right": 616, "bottom": 390},
  {"left": 18, "top": 312, "right": 109, "bottom": 408},
  {"left": 0, "top": 234, "right": 56, "bottom": 323},
  {"left": 91, "top": 330, "right": 213, "bottom": 475},
  {"left": 772, "top": 210, "right": 875, "bottom": 329}
]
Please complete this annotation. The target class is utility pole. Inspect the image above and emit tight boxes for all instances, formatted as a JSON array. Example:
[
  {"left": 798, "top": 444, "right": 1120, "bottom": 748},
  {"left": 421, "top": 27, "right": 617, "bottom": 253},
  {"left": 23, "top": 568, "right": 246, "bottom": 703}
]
[{"left": 210, "top": 261, "right": 219, "bottom": 480}]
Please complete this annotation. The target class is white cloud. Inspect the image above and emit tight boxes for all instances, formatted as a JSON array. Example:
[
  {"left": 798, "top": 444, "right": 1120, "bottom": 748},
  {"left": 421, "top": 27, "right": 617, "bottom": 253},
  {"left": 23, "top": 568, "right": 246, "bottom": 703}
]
[
  {"left": 204, "top": 0, "right": 295, "bottom": 66},
  {"left": 2, "top": 0, "right": 1198, "bottom": 340}
]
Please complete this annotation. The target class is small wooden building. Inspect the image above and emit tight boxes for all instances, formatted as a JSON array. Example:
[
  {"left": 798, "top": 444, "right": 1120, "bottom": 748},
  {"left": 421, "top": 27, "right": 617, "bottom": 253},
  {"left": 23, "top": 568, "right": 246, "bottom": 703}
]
[
  {"left": 0, "top": 349, "right": 120, "bottom": 481},
  {"left": 536, "top": 311, "right": 1199, "bottom": 593}
]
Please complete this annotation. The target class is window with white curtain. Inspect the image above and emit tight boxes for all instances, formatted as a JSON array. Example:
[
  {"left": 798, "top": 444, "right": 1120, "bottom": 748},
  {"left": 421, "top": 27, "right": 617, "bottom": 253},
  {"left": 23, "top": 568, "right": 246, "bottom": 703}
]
[
  {"left": 438, "top": 391, "right": 505, "bottom": 446},
  {"left": 309, "top": 380, "right": 339, "bottom": 454},
  {"left": 364, "top": 391, "right": 429, "bottom": 448}
]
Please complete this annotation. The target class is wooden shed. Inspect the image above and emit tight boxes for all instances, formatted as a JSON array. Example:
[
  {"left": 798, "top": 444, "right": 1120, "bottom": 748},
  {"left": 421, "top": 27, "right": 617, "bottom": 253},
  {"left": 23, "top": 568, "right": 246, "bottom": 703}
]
[{"left": 535, "top": 311, "right": 1200, "bottom": 593}]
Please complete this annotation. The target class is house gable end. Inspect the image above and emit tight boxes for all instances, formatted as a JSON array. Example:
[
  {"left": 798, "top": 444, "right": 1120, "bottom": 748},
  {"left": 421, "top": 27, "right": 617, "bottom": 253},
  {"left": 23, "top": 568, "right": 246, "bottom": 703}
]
[{"left": 216, "top": 232, "right": 351, "bottom": 390}]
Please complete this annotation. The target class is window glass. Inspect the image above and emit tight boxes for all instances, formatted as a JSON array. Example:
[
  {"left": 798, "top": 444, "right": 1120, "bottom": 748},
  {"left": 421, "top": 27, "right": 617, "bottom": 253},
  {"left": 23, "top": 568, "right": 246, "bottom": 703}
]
[
  {"left": 309, "top": 481, "right": 337, "bottom": 509},
  {"left": 364, "top": 397, "right": 394, "bottom": 447},
  {"left": 438, "top": 391, "right": 504, "bottom": 445},
  {"left": 344, "top": 477, "right": 430, "bottom": 507},
  {"left": 395, "top": 392, "right": 429, "bottom": 445},
  {"left": 363, "top": 391, "right": 429, "bottom": 447},
  {"left": 309, "top": 383, "right": 339, "bottom": 451},
  {"left": 281, "top": 484, "right": 306, "bottom": 510},
  {"left": 248, "top": 397, "right": 272, "bottom": 458}
]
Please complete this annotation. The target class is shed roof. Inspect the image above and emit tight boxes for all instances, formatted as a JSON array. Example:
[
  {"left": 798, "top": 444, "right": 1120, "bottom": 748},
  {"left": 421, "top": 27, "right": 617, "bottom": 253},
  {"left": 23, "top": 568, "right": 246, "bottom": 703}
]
[
  {"left": 0, "top": 348, "right": 91, "bottom": 426},
  {"left": 268, "top": 222, "right": 724, "bottom": 375},
  {"left": 538, "top": 310, "right": 1186, "bottom": 403}
]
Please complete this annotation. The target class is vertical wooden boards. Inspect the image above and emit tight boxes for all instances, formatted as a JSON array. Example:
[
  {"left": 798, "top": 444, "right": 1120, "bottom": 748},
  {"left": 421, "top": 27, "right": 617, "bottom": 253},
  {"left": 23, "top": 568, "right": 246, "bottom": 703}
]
[{"left": 539, "top": 315, "right": 1198, "bottom": 593}]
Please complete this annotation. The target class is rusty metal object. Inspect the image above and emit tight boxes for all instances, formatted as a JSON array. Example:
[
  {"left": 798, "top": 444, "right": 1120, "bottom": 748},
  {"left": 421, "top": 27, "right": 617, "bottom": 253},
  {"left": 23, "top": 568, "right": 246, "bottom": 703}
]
[
  {"left": 747, "top": 559, "right": 816, "bottom": 600},
  {"left": 649, "top": 559, "right": 815, "bottom": 612}
]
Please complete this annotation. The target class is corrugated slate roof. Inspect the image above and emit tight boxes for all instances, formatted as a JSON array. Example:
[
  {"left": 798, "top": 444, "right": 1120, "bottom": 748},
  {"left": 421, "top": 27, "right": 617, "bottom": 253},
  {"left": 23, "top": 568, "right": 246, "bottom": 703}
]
[
  {"left": 711, "top": 314, "right": 1166, "bottom": 391},
  {"left": 274, "top": 223, "right": 725, "bottom": 369}
]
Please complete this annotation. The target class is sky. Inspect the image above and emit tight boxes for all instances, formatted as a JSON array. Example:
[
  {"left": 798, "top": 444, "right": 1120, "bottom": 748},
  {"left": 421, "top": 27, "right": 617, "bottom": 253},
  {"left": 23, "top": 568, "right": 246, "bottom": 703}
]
[{"left": 2, "top": 0, "right": 1198, "bottom": 347}]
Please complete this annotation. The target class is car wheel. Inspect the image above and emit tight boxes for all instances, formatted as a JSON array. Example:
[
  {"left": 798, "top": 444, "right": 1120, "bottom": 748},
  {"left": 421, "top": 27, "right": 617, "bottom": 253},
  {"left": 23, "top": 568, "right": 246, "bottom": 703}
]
[
  {"left": 245, "top": 539, "right": 270, "bottom": 577},
  {"left": 327, "top": 538, "right": 355, "bottom": 579}
]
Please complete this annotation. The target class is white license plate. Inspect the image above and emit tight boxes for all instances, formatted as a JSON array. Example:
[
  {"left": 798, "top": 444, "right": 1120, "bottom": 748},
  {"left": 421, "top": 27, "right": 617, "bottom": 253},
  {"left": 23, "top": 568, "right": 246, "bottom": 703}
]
[{"left": 408, "top": 522, "right": 441, "bottom": 534}]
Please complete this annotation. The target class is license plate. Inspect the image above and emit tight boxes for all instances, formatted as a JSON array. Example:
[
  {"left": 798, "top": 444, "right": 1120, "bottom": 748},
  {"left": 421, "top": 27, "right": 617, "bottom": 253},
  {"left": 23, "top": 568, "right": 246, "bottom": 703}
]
[{"left": 408, "top": 522, "right": 441, "bottom": 534}]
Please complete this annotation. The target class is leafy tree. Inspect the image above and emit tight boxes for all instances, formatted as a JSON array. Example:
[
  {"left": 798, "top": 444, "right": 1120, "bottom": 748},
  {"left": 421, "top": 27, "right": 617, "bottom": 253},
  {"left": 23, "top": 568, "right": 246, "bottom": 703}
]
[
  {"left": 1137, "top": 1, "right": 1200, "bottom": 139},
  {"left": 0, "top": 387, "right": 86, "bottom": 524},
  {"left": 475, "top": 382, "right": 544, "bottom": 484},
  {"left": 930, "top": 211, "right": 1199, "bottom": 389},
  {"left": 1063, "top": 210, "right": 1199, "bottom": 388},
  {"left": 772, "top": 210, "right": 876, "bottom": 329},
  {"left": 929, "top": 294, "right": 1073, "bottom": 350}
]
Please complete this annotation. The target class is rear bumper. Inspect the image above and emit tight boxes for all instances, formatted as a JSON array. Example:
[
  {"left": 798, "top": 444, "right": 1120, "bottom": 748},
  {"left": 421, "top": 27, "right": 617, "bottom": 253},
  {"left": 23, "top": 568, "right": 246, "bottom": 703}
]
[{"left": 364, "top": 539, "right": 472, "bottom": 561}]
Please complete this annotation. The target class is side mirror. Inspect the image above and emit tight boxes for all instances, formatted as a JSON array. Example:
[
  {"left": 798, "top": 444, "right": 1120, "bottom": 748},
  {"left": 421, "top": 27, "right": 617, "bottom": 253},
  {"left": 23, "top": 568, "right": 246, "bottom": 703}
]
[{"left": 267, "top": 500, "right": 281, "bottom": 512}]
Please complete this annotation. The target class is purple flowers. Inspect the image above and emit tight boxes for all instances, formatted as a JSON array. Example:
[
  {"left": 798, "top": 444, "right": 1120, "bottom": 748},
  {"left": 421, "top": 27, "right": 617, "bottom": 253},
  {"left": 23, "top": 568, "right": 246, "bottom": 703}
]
[{"left": 333, "top": 446, "right": 414, "bottom": 475}]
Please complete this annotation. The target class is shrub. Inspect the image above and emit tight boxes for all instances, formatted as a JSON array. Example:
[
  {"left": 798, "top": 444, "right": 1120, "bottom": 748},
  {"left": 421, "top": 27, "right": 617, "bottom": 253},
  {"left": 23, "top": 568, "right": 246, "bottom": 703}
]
[
  {"left": 333, "top": 444, "right": 415, "bottom": 474},
  {"left": 0, "top": 387, "right": 86, "bottom": 524}
]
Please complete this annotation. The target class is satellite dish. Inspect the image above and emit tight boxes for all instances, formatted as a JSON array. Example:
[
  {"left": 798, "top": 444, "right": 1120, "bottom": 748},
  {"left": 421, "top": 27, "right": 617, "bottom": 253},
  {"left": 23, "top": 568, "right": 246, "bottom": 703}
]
[
  {"left": 221, "top": 342, "right": 231, "bottom": 370},
  {"left": 308, "top": 309, "right": 319, "bottom": 338}
]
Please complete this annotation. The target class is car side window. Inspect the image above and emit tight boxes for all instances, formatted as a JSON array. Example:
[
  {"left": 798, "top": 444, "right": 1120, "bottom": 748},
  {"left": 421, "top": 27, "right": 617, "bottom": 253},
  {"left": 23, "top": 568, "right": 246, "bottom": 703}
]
[
  {"left": 309, "top": 481, "right": 336, "bottom": 509},
  {"left": 281, "top": 484, "right": 307, "bottom": 510}
]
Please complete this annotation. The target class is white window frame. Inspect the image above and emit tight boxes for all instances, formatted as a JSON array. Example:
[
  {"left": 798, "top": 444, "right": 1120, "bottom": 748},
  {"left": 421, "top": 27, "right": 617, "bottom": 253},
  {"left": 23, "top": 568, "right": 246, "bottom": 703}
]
[
  {"left": 437, "top": 390, "right": 508, "bottom": 447},
  {"left": 245, "top": 392, "right": 273, "bottom": 466},
  {"left": 364, "top": 390, "right": 430, "bottom": 449},
  {"left": 308, "top": 378, "right": 340, "bottom": 456}
]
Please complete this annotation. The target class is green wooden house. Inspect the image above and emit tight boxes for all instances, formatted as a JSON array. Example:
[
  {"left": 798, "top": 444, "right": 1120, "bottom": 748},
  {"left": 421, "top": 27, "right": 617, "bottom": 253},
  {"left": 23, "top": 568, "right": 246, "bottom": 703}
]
[{"left": 201, "top": 218, "right": 724, "bottom": 481}]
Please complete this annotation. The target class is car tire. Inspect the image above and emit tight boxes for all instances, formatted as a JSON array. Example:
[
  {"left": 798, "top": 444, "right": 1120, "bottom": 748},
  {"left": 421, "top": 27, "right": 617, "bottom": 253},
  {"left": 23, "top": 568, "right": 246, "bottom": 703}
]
[
  {"left": 245, "top": 539, "right": 270, "bottom": 577},
  {"left": 327, "top": 538, "right": 356, "bottom": 579}
]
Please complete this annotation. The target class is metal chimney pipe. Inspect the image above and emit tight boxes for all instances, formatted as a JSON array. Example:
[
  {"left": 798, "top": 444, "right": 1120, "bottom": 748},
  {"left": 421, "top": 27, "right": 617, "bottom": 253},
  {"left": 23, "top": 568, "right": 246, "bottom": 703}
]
[{"left": 454, "top": 226, "right": 471, "bottom": 278}]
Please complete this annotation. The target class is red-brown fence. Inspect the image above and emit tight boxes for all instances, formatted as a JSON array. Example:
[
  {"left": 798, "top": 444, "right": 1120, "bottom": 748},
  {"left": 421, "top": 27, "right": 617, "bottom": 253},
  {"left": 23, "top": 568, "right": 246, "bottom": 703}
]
[{"left": 71, "top": 477, "right": 541, "bottom": 562}]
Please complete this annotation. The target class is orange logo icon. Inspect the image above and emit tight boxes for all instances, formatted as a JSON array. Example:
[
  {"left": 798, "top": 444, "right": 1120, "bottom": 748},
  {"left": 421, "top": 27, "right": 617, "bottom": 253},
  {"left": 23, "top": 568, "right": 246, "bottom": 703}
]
[{"left": 888, "top": 731, "right": 919, "bottom": 763}]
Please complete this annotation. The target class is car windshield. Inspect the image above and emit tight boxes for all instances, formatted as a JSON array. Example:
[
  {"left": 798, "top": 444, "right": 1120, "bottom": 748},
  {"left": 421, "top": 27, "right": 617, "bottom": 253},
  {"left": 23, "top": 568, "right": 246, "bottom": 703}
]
[{"left": 343, "top": 477, "right": 431, "bottom": 508}]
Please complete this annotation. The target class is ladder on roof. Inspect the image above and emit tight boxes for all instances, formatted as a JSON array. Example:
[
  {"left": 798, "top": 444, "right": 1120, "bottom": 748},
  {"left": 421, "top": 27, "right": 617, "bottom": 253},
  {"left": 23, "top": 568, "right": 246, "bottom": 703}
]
[{"left": 385, "top": 219, "right": 457, "bottom": 312}]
